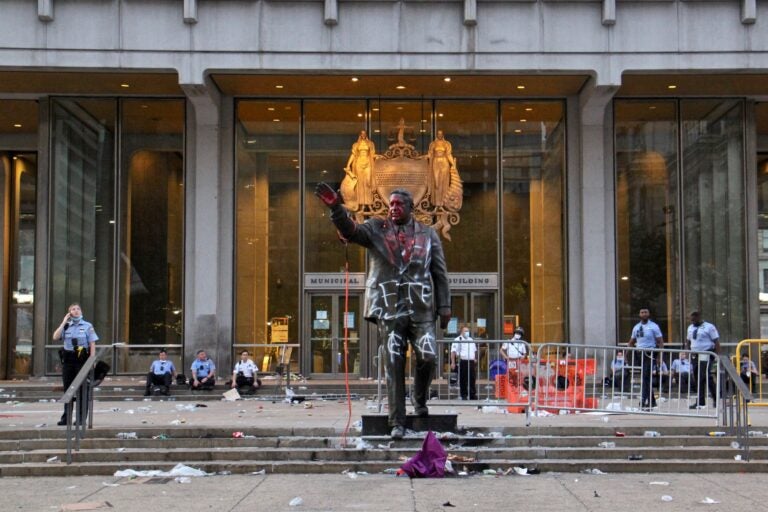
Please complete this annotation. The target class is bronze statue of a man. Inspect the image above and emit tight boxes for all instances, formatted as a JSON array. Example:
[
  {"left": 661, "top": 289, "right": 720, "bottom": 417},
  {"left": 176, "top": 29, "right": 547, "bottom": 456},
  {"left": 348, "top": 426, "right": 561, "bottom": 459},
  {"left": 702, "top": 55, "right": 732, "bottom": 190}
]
[{"left": 315, "top": 182, "right": 451, "bottom": 439}]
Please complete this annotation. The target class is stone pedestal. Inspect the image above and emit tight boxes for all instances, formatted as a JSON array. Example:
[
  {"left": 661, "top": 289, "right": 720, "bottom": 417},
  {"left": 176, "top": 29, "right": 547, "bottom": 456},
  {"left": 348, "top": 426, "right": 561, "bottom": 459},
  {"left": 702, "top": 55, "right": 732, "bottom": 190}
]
[{"left": 361, "top": 414, "right": 458, "bottom": 436}]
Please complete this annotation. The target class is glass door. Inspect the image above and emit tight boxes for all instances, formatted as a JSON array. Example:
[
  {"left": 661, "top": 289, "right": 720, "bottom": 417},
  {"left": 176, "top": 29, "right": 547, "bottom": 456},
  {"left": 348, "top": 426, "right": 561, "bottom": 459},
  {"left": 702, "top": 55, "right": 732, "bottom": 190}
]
[
  {"left": 440, "top": 291, "right": 497, "bottom": 375},
  {"left": 2, "top": 152, "right": 36, "bottom": 378},
  {"left": 306, "top": 292, "right": 365, "bottom": 378}
]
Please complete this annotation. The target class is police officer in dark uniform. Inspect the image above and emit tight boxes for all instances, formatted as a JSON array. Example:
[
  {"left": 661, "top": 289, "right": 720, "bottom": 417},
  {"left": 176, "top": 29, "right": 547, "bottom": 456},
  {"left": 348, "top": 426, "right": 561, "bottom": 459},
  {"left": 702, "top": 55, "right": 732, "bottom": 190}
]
[{"left": 53, "top": 303, "right": 98, "bottom": 426}]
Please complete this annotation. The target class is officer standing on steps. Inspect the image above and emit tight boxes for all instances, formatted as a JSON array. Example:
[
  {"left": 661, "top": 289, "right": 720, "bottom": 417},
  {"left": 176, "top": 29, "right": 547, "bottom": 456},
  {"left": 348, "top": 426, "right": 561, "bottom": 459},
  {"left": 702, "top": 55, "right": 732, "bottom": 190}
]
[
  {"left": 53, "top": 303, "right": 98, "bottom": 426},
  {"left": 686, "top": 311, "right": 720, "bottom": 409},
  {"left": 315, "top": 183, "right": 451, "bottom": 440},
  {"left": 628, "top": 307, "right": 663, "bottom": 410}
]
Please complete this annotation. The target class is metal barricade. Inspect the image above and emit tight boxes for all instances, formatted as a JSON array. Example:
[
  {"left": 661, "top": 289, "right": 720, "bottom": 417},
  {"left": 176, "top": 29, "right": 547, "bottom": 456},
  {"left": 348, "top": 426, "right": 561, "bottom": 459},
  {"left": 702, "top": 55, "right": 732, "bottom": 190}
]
[
  {"left": 532, "top": 344, "right": 720, "bottom": 421},
  {"left": 735, "top": 339, "right": 768, "bottom": 406},
  {"left": 373, "top": 339, "right": 533, "bottom": 420}
]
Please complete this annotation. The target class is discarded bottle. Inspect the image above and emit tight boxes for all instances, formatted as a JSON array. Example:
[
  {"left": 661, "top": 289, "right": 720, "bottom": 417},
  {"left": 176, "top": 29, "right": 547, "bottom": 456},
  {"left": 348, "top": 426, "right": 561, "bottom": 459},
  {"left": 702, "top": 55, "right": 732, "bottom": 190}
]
[
  {"left": 597, "top": 441, "right": 616, "bottom": 448},
  {"left": 116, "top": 432, "right": 138, "bottom": 440},
  {"left": 643, "top": 431, "right": 661, "bottom": 437},
  {"left": 709, "top": 431, "right": 727, "bottom": 437},
  {"left": 748, "top": 431, "right": 764, "bottom": 437},
  {"left": 614, "top": 431, "right": 626, "bottom": 437},
  {"left": 628, "top": 454, "right": 643, "bottom": 461}
]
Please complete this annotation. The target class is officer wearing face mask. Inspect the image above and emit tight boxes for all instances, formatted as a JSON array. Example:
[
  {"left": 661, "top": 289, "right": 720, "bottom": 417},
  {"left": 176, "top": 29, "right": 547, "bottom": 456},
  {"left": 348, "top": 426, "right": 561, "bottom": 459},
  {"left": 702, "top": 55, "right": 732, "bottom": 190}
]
[
  {"left": 53, "top": 303, "right": 99, "bottom": 426},
  {"left": 501, "top": 327, "right": 528, "bottom": 361}
]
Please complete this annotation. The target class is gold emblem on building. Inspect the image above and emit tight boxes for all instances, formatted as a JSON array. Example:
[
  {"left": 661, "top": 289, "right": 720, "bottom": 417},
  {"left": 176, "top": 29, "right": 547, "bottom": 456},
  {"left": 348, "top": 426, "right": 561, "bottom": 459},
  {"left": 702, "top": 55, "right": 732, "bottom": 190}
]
[{"left": 340, "top": 119, "right": 463, "bottom": 240}]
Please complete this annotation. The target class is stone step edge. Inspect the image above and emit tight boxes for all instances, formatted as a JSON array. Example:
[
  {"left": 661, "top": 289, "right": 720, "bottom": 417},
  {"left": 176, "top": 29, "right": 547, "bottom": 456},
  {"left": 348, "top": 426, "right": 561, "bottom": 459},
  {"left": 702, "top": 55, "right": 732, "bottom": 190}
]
[{"left": 0, "top": 458, "right": 763, "bottom": 477}]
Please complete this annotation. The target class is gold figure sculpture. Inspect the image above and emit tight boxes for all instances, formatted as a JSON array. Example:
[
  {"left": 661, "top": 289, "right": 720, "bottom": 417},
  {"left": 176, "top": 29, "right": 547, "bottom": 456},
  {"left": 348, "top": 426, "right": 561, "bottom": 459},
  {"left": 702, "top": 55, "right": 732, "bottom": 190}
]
[
  {"left": 427, "top": 130, "right": 457, "bottom": 208},
  {"left": 342, "top": 130, "right": 377, "bottom": 211},
  {"left": 339, "top": 121, "right": 463, "bottom": 240}
]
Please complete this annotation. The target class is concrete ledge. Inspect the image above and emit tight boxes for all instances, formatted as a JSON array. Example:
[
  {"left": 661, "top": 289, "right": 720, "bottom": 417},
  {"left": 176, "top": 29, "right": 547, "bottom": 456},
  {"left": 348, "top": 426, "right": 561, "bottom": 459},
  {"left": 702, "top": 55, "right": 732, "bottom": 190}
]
[{"left": 362, "top": 414, "right": 458, "bottom": 436}]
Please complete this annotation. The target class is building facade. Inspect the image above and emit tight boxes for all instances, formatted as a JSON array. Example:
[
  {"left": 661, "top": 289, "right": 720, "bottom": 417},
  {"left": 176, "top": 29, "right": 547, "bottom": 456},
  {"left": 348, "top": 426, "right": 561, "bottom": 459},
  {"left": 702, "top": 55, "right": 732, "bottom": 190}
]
[{"left": 0, "top": 0, "right": 766, "bottom": 378}]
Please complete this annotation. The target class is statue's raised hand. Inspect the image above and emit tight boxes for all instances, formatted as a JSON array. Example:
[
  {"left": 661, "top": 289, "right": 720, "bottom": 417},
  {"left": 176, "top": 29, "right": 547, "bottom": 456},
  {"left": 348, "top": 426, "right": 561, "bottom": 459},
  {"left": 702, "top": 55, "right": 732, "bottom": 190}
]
[{"left": 315, "top": 182, "right": 341, "bottom": 207}]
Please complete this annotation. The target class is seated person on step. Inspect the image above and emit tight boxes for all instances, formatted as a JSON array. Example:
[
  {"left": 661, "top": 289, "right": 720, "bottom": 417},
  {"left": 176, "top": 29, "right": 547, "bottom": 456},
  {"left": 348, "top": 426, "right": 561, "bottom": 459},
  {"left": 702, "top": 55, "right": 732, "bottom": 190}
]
[
  {"left": 671, "top": 352, "right": 694, "bottom": 393},
  {"left": 190, "top": 350, "right": 216, "bottom": 390},
  {"left": 144, "top": 349, "right": 177, "bottom": 396},
  {"left": 605, "top": 350, "right": 630, "bottom": 391},
  {"left": 232, "top": 350, "right": 261, "bottom": 395},
  {"left": 740, "top": 350, "right": 759, "bottom": 394},
  {"left": 652, "top": 359, "right": 670, "bottom": 390}
]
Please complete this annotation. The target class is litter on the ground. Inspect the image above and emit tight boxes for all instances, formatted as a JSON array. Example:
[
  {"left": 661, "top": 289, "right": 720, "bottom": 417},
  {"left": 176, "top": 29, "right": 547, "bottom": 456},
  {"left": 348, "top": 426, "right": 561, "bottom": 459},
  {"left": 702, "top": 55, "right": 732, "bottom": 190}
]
[
  {"left": 513, "top": 466, "right": 530, "bottom": 476},
  {"left": 46, "top": 456, "right": 59, "bottom": 463},
  {"left": 649, "top": 481, "right": 670, "bottom": 486},
  {"left": 289, "top": 497, "right": 304, "bottom": 507},
  {"left": 661, "top": 495, "right": 673, "bottom": 502},
  {"left": 700, "top": 497, "right": 720, "bottom": 504},
  {"left": 252, "top": 469, "right": 266, "bottom": 475},
  {"left": 114, "top": 463, "right": 210, "bottom": 478},
  {"left": 174, "top": 477, "right": 191, "bottom": 484},
  {"left": 581, "top": 468, "right": 606, "bottom": 475}
]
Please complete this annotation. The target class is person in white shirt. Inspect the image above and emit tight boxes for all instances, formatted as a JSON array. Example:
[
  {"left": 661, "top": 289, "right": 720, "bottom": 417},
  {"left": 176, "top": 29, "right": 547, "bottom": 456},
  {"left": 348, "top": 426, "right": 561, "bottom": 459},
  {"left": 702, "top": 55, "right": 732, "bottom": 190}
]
[
  {"left": 232, "top": 350, "right": 260, "bottom": 394},
  {"left": 500, "top": 327, "right": 527, "bottom": 362},
  {"left": 671, "top": 352, "right": 693, "bottom": 391},
  {"left": 685, "top": 311, "right": 720, "bottom": 409},
  {"left": 450, "top": 326, "right": 477, "bottom": 400}
]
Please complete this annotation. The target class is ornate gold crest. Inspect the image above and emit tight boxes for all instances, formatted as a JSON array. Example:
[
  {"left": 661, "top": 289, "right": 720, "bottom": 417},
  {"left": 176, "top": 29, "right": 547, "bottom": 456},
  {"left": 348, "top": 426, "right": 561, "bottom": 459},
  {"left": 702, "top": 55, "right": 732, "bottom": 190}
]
[{"left": 340, "top": 119, "right": 463, "bottom": 240}]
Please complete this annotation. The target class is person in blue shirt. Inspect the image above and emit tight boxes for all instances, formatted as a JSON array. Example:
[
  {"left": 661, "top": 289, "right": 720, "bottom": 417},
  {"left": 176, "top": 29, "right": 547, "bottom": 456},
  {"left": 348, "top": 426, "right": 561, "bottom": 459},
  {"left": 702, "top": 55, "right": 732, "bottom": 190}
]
[
  {"left": 190, "top": 350, "right": 216, "bottom": 390},
  {"left": 671, "top": 352, "right": 693, "bottom": 392},
  {"left": 652, "top": 359, "right": 670, "bottom": 390},
  {"left": 628, "top": 308, "right": 663, "bottom": 410},
  {"left": 685, "top": 311, "right": 720, "bottom": 409},
  {"left": 53, "top": 303, "right": 99, "bottom": 426},
  {"left": 606, "top": 350, "right": 630, "bottom": 391},
  {"left": 144, "top": 349, "right": 177, "bottom": 396}
]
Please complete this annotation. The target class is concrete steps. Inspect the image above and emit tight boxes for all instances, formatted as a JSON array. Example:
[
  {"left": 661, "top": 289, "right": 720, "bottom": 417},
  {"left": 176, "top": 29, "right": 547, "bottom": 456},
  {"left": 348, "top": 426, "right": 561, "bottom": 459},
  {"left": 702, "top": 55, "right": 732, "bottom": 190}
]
[{"left": 0, "top": 425, "right": 761, "bottom": 476}]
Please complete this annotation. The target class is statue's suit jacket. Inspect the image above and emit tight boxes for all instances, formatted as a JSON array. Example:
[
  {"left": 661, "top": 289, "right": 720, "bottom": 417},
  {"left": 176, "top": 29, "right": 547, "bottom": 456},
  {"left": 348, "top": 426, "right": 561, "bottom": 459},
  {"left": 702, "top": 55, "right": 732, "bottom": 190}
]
[{"left": 330, "top": 205, "right": 451, "bottom": 324}]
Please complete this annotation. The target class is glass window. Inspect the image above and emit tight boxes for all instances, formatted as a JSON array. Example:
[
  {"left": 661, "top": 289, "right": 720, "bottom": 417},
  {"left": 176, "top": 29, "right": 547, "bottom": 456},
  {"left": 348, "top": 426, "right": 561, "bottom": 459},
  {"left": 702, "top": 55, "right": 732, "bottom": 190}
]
[
  {"left": 49, "top": 99, "right": 116, "bottom": 352},
  {"left": 757, "top": 103, "right": 768, "bottom": 336},
  {"left": 304, "top": 100, "right": 366, "bottom": 272},
  {"left": 616, "top": 98, "right": 747, "bottom": 345},
  {"left": 434, "top": 101, "right": 498, "bottom": 271},
  {"left": 116, "top": 99, "right": 184, "bottom": 371},
  {"left": 502, "top": 101, "right": 567, "bottom": 342},
  {"left": 615, "top": 100, "right": 680, "bottom": 343},
  {"left": 235, "top": 100, "right": 300, "bottom": 349},
  {"left": 681, "top": 99, "right": 746, "bottom": 343}
]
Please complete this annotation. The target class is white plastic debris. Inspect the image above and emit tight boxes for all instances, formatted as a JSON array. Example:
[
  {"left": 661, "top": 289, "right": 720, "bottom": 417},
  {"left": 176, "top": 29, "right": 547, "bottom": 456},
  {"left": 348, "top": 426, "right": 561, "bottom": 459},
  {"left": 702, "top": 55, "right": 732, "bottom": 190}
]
[
  {"left": 481, "top": 406, "right": 500, "bottom": 414},
  {"left": 513, "top": 466, "right": 530, "bottom": 476},
  {"left": 116, "top": 432, "right": 137, "bottom": 440},
  {"left": 289, "top": 497, "right": 304, "bottom": 507},
  {"left": 252, "top": 470, "right": 266, "bottom": 475},
  {"left": 700, "top": 498, "right": 720, "bottom": 505},
  {"left": 649, "top": 481, "right": 670, "bottom": 486},
  {"left": 354, "top": 438, "right": 373, "bottom": 450},
  {"left": 734, "top": 455, "right": 743, "bottom": 461},
  {"left": 175, "top": 477, "right": 192, "bottom": 484},
  {"left": 597, "top": 442, "right": 615, "bottom": 448},
  {"left": 46, "top": 456, "right": 59, "bottom": 463},
  {"left": 580, "top": 468, "right": 606, "bottom": 475},
  {"left": 113, "top": 463, "right": 210, "bottom": 478},
  {"left": 102, "top": 482, "right": 120, "bottom": 487},
  {"left": 661, "top": 495, "right": 673, "bottom": 502}
]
